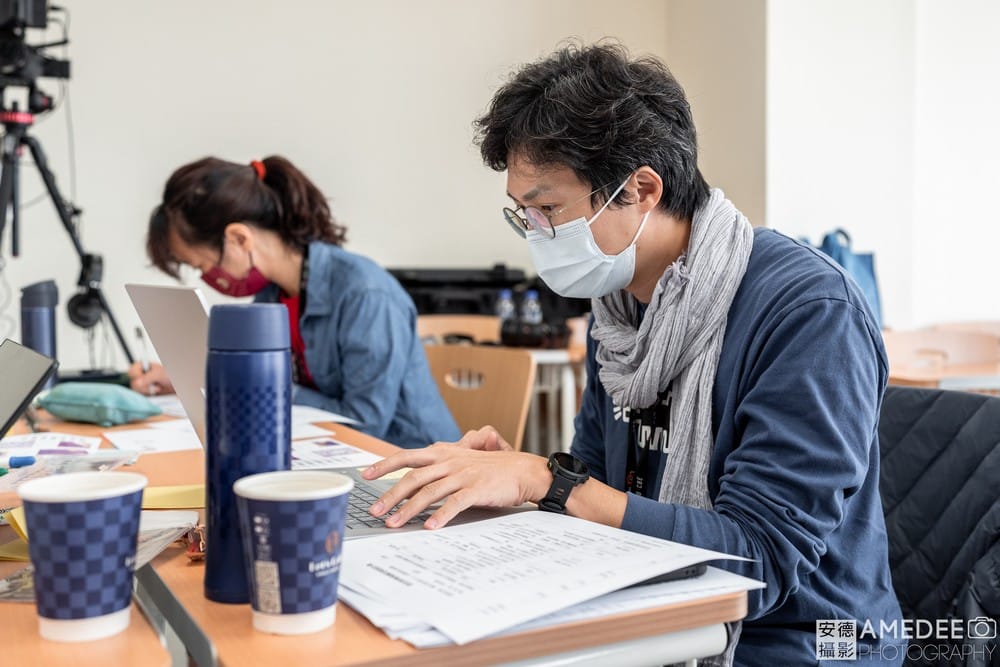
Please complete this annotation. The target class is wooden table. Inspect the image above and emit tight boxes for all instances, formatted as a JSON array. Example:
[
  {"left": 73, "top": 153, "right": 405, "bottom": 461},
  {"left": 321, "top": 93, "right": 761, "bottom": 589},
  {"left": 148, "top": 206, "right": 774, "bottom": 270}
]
[
  {"left": 0, "top": 415, "right": 174, "bottom": 667},
  {"left": 889, "top": 361, "right": 1000, "bottom": 392},
  {"left": 4, "top": 417, "right": 747, "bottom": 667}
]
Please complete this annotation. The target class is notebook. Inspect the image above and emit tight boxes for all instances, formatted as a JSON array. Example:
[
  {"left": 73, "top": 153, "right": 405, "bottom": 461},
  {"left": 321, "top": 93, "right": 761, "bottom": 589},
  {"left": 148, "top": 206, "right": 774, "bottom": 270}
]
[{"left": 0, "top": 339, "right": 58, "bottom": 437}]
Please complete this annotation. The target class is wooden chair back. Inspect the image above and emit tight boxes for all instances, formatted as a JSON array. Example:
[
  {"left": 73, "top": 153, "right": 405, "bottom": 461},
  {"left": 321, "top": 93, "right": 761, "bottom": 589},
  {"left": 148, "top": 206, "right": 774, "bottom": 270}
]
[
  {"left": 882, "top": 328, "right": 1000, "bottom": 369},
  {"left": 423, "top": 344, "right": 536, "bottom": 451},
  {"left": 416, "top": 315, "right": 501, "bottom": 344}
]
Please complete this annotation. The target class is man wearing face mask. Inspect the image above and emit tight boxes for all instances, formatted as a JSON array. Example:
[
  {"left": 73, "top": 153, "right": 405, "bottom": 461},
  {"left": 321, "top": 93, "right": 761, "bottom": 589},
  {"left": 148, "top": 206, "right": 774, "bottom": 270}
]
[
  {"left": 362, "top": 44, "right": 904, "bottom": 665},
  {"left": 129, "top": 155, "right": 460, "bottom": 448}
]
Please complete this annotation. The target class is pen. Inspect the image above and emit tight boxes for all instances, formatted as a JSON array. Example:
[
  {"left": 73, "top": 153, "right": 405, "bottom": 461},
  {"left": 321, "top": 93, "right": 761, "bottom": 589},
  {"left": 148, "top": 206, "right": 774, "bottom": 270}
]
[
  {"left": 0, "top": 455, "right": 36, "bottom": 468},
  {"left": 0, "top": 468, "right": 7, "bottom": 478},
  {"left": 135, "top": 326, "right": 152, "bottom": 373},
  {"left": 135, "top": 326, "right": 160, "bottom": 395}
]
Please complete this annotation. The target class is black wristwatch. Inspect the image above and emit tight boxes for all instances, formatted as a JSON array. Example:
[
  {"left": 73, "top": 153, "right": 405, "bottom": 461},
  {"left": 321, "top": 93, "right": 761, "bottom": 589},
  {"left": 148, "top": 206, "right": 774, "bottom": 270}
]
[{"left": 538, "top": 452, "right": 590, "bottom": 514}]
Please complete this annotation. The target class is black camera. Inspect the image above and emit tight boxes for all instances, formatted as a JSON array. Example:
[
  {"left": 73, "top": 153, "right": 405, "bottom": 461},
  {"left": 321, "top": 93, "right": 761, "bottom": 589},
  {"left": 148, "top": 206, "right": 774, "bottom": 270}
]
[{"left": 0, "top": 0, "right": 69, "bottom": 104}]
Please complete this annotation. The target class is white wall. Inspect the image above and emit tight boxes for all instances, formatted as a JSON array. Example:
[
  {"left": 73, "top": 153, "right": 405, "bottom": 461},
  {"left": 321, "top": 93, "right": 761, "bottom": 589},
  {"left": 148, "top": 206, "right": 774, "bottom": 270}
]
[
  {"left": 1, "top": 0, "right": 669, "bottom": 370},
  {"left": 666, "top": 0, "right": 766, "bottom": 228},
  {"left": 911, "top": 0, "right": 1000, "bottom": 326},
  {"left": 766, "top": 0, "right": 916, "bottom": 329}
]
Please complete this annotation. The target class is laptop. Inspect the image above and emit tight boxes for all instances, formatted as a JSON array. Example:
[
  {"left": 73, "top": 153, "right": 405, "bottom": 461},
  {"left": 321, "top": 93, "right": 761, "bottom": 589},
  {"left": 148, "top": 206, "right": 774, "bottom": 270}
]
[
  {"left": 0, "top": 339, "right": 59, "bottom": 437},
  {"left": 125, "top": 284, "right": 211, "bottom": 445},
  {"left": 125, "top": 284, "right": 519, "bottom": 538}
]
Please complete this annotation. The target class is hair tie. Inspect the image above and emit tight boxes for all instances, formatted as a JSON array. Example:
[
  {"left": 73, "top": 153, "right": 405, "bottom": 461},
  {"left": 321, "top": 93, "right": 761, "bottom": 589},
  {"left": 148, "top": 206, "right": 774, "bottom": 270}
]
[{"left": 250, "top": 159, "right": 266, "bottom": 180}]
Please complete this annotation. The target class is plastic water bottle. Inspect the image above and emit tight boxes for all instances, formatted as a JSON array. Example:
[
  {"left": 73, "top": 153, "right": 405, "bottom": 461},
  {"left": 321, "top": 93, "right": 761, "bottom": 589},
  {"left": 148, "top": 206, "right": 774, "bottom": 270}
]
[
  {"left": 20, "top": 281, "right": 58, "bottom": 389},
  {"left": 204, "top": 303, "right": 292, "bottom": 604},
  {"left": 495, "top": 289, "right": 516, "bottom": 323},
  {"left": 520, "top": 289, "right": 544, "bottom": 325}
]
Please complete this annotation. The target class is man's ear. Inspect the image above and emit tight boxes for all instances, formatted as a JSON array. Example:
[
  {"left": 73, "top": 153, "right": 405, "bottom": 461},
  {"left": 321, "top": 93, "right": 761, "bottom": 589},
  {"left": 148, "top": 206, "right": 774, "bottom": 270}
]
[
  {"left": 223, "top": 222, "right": 255, "bottom": 252},
  {"left": 633, "top": 166, "right": 663, "bottom": 215}
]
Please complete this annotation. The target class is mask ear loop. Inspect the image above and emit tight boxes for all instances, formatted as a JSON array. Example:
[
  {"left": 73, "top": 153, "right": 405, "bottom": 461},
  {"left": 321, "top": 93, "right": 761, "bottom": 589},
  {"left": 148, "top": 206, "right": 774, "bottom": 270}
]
[
  {"left": 629, "top": 210, "right": 652, "bottom": 246},
  {"left": 586, "top": 177, "right": 632, "bottom": 226}
]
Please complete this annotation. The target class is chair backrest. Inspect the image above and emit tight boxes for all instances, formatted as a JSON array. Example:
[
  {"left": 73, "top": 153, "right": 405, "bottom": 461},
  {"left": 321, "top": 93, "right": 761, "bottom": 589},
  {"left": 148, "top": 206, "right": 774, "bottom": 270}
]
[
  {"left": 423, "top": 344, "right": 536, "bottom": 451},
  {"left": 416, "top": 315, "right": 501, "bottom": 344},
  {"left": 878, "top": 386, "right": 1000, "bottom": 660},
  {"left": 882, "top": 328, "right": 1000, "bottom": 368}
]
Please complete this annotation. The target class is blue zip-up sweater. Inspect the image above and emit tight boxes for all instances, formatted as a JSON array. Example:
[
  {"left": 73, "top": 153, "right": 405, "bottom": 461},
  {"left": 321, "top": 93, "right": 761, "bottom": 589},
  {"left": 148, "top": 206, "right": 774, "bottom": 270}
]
[
  {"left": 256, "top": 242, "right": 460, "bottom": 448},
  {"left": 572, "top": 228, "right": 904, "bottom": 665}
]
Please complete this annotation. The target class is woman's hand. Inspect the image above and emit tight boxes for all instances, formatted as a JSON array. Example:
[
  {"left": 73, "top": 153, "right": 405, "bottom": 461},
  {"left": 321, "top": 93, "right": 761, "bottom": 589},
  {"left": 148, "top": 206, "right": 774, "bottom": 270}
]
[
  {"left": 362, "top": 431, "right": 551, "bottom": 530},
  {"left": 127, "top": 362, "right": 175, "bottom": 395}
]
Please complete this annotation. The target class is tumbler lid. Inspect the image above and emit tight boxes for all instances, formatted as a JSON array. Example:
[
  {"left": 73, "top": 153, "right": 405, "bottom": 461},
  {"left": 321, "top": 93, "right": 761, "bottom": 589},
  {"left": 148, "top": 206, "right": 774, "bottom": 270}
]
[
  {"left": 208, "top": 304, "right": 290, "bottom": 351},
  {"left": 21, "top": 280, "right": 58, "bottom": 308}
]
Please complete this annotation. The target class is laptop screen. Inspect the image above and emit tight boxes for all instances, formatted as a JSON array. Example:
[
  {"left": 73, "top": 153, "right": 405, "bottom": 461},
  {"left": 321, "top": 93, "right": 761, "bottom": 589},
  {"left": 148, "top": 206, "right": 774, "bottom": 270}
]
[{"left": 0, "top": 339, "right": 58, "bottom": 437}]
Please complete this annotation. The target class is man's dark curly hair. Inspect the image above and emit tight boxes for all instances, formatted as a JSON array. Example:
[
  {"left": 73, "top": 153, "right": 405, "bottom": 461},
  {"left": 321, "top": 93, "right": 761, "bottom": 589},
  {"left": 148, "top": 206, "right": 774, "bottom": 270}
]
[{"left": 474, "top": 42, "right": 710, "bottom": 220}]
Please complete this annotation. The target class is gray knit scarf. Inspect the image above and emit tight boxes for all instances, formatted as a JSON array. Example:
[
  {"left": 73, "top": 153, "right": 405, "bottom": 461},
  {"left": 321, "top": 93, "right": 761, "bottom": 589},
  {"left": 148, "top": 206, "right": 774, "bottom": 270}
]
[{"left": 590, "top": 188, "right": 753, "bottom": 666}]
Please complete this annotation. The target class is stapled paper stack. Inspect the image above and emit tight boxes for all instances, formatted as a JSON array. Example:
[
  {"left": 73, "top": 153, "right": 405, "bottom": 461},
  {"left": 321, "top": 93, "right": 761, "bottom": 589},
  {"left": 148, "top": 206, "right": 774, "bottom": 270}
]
[{"left": 339, "top": 511, "right": 764, "bottom": 646}]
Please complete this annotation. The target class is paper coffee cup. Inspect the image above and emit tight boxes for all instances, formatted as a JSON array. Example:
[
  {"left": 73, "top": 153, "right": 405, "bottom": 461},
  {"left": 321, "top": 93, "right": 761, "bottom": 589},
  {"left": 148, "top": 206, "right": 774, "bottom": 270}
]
[
  {"left": 18, "top": 471, "right": 148, "bottom": 642},
  {"left": 234, "top": 470, "right": 353, "bottom": 635}
]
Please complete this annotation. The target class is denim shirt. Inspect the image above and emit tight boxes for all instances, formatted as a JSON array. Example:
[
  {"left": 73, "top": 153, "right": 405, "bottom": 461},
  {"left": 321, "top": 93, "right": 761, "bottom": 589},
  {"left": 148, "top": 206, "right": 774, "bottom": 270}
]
[{"left": 256, "top": 242, "right": 459, "bottom": 448}]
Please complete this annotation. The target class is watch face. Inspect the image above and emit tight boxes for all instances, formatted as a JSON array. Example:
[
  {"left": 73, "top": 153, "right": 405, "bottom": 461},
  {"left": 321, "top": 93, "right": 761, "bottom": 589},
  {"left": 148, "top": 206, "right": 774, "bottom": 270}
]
[{"left": 552, "top": 452, "right": 587, "bottom": 475}]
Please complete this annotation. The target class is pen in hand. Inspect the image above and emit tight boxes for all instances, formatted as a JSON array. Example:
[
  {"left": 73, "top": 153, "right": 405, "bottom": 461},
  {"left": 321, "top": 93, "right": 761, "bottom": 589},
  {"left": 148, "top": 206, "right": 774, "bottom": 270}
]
[{"left": 135, "top": 326, "right": 159, "bottom": 395}]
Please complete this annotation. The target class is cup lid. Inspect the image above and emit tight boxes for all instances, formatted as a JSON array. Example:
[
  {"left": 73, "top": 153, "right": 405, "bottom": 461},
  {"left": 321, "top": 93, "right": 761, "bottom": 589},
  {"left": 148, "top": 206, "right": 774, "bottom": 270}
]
[
  {"left": 208, "top": 303, "right": 290, "bottom": 351},
  {"left": 234, "top": 470, "right": 354, "bottom": 501},
  {"left": 18, "top": 471, "right": 148, "bottom": 503}
]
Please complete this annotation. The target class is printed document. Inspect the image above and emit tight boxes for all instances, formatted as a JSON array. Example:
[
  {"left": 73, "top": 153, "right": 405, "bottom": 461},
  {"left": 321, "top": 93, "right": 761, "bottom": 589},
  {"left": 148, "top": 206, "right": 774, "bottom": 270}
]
[{"left": 340, "top": 511, "right": 747, "bottom": 644}]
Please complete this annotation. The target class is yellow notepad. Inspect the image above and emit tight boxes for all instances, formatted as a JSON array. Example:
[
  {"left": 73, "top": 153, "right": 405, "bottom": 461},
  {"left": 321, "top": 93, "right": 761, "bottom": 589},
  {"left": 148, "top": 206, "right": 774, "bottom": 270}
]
[{"left": 5, "top": 483, "right": 205, "bottom": 543}]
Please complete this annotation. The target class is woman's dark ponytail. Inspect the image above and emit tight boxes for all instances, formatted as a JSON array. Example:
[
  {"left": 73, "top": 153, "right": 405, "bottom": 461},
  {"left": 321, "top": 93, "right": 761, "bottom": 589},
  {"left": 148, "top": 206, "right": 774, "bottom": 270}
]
[{"left": 259, "top": 156, "right": 347, "bottom": 248}]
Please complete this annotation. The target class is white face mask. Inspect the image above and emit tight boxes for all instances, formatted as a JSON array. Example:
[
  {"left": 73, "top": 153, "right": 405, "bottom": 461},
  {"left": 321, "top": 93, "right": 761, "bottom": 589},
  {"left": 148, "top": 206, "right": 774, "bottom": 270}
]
[{"left": 526, "top": 178, "right": 650, "bottom": 298}]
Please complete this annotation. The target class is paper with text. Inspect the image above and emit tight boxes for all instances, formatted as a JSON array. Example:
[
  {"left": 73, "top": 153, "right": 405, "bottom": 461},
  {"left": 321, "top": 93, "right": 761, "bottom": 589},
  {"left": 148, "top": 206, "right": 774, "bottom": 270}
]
[
  {"left": 340, "top": 511, "right": 746, "bottom": 644},
  {"left": 103, "top": 427, "right": 201, "bottom": 454},
  {"left": 292, "top": 438, "right": 381, "bottom": 469}
]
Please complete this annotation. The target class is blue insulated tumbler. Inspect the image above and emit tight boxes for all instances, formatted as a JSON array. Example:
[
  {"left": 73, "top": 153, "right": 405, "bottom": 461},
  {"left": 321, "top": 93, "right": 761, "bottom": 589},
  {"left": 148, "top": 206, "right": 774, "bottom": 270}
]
[
  {"left": 204, "top": 304, "right": 292, "bottom": 603},
  {"left": 20, "top": 280, "right": 58, "bottom": 388}
]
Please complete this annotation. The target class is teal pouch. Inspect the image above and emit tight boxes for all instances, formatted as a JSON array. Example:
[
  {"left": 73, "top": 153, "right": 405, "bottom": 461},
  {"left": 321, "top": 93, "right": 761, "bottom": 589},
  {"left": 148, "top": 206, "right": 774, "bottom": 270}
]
[{"left": 38, "top": 382, "right": 163, "bottom": 427}]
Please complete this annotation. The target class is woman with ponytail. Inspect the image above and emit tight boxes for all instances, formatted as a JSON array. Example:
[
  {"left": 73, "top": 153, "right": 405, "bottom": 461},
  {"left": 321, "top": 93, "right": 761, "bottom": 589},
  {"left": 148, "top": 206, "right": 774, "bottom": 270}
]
[{"left": 129, "top": 155, "right": 460, "bottom": 448}]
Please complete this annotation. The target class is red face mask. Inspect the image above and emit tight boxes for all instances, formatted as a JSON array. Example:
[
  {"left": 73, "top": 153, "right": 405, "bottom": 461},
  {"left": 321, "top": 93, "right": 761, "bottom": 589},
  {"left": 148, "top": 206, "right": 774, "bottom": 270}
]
[{"left": 200, "top": 252, "right": 270, "bottom": 296}]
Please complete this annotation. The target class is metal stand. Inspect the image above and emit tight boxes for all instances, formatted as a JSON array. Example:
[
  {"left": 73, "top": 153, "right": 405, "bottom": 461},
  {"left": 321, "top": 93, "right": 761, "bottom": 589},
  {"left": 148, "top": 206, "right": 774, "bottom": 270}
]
[{"left": 0, "top": 104, "right": 134, "bottom": 364}]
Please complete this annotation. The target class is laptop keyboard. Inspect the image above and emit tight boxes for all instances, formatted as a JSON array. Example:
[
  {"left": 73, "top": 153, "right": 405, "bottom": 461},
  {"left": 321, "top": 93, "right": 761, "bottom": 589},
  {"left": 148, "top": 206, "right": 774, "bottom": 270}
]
[{"left": 346, "top": 480, "right": 430, "bottom": 529}]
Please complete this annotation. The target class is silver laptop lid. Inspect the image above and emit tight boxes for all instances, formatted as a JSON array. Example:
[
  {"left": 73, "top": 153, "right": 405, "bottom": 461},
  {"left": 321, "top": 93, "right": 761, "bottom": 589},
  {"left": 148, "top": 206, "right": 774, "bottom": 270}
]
[{"left": 125, "top": 284, "right": 210, "bottom": 446}]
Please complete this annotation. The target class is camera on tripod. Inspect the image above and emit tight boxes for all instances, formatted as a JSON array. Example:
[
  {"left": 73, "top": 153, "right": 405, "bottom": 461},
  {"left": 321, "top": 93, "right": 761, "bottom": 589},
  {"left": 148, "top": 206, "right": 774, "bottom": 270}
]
[
  {"left": 0, "top": 1, "right": 136, "bottom": 371},
  {"left": 0, "top": 0, "right": 69, "bottom": 114}
]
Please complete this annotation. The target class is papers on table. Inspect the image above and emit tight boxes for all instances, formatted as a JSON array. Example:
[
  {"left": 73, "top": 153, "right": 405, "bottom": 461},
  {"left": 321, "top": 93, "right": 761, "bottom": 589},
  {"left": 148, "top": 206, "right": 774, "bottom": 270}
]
[
  {"left": 342, "top": 566, "right": 764, "bottom": 648},
  {"left": 147, "top": 394, "right": 188, "bottom": 418},
  {"left": 0, "top": 434, "right": 110, "bottom": 496},
  {"left": 291, "top": 438, "right": 381, "bottom": 469},
  {"left": 339, "top": 511, "right": 754, "bottom": 645},
  {"left": 104, "top": 426, "right": 202, "bottom": 454},
  {"left": 0, "top": 432, "right": 102, "bottom": 457},
  {"left": 291, "top": 405, "right": 359, "bottom": 427},
  {"left": 120, "top": 404, "right": 358, "bottom": 454},
  {"left": 0, "top": 509, "right": 197, "bottom": 602}
]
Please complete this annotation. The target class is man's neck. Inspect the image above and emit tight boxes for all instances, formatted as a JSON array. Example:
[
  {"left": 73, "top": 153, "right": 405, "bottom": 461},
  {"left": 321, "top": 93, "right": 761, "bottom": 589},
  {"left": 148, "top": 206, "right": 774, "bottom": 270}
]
[{"left": 627, "top": 213, "right": 691, "bottom": 304}]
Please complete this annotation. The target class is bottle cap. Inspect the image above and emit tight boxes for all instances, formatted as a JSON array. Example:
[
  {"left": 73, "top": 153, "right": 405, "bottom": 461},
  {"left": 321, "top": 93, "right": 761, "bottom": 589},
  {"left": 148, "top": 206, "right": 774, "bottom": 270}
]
[
  {"left": 525, "top": 289, "right": 539, "bottom": 299},
  {"left": 21, "top": 280, "right": 59, "bottom": 308},
  {"left": 208, "top": 304, "right": 290, "bottom": 351}
]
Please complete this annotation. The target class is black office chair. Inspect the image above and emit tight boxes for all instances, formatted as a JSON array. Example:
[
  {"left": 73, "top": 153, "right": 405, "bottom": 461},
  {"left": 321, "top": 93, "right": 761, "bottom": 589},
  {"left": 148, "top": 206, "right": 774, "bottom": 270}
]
[{"left": 878, "top": 386, "right": 1000, "bottom": 666}]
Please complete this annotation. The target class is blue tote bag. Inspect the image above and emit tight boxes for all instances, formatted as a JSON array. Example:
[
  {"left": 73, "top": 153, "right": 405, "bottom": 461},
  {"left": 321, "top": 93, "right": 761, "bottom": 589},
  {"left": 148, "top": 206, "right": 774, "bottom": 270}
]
[{"left": 817, "top": 229, "right": 883, "bottom": 328}]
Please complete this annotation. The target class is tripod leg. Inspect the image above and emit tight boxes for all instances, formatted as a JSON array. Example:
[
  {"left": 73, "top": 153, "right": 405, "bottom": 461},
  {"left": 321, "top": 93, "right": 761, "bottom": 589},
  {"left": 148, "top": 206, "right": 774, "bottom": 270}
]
[
  {"left": 0, "top": 131, "right": 22, "bottom": 254},
  {"left": 20, "top": 133, "right": 135, "bottom": 365},
  {"left": 11, "top": 146, "right": 19, "bottom": 256}
]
